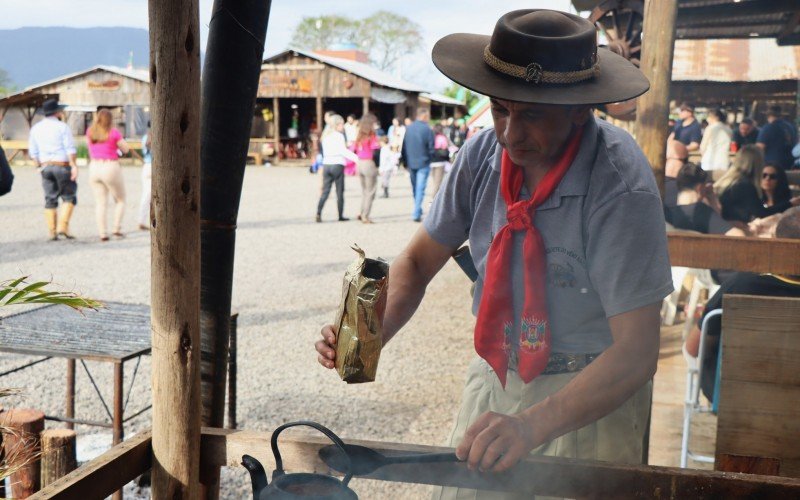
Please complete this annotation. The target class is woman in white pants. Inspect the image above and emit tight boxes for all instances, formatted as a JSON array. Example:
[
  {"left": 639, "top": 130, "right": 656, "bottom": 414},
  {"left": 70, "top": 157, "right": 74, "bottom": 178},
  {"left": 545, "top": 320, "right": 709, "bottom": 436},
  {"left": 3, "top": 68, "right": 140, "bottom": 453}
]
[{"left": 85, "top": 109, "right": 130, "bottom": 241}]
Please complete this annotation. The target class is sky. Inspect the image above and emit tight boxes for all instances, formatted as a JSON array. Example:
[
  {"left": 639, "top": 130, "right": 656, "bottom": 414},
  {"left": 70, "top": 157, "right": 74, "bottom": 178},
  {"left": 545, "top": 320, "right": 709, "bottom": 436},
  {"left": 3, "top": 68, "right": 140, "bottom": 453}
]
[{"left": 0, "top": 0, "right": 575, "bottom": 91}]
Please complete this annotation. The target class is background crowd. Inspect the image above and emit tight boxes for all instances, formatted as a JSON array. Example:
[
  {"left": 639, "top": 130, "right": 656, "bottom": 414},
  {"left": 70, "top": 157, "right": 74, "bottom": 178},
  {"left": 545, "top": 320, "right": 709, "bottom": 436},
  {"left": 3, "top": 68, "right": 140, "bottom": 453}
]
[
  {"left": 663, "top": 102, "right": 800, "bottom": 240},
  {"left": 313, "top": 108, "right": 471, "bottom": 224}
]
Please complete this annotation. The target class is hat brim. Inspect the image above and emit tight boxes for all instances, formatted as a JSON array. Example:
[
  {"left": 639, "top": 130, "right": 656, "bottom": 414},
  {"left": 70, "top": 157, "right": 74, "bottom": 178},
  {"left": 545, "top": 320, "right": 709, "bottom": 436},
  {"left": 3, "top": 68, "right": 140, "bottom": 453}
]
[{"left": 432, "top": 33, "right": 649, "bottom": 105}]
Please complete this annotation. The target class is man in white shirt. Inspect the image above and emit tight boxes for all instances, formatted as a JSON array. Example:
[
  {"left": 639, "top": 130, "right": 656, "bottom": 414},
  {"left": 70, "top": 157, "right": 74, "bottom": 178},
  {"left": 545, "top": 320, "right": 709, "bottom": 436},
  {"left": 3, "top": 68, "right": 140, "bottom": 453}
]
[
  {"left": 700, "top": 109, "right": 732, "bottom": 174},
  {"left": 343, "top": 114, "right": 358, "bottom": 147},
  {"left": 28, "top": 98, "right": 78, "bottom": 240}
]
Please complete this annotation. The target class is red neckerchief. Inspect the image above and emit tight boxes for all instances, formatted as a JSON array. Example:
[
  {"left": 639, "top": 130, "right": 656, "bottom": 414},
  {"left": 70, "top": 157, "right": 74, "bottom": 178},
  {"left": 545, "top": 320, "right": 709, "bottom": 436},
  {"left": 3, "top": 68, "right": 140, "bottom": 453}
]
[{"left": 474, "top": 126, "right": 584, "bottom": 387}]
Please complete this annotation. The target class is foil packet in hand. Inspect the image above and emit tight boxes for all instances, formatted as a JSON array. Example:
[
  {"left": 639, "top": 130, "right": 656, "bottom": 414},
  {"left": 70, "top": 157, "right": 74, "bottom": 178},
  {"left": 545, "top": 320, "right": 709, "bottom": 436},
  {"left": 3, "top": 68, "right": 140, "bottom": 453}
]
[{"left": 334, "top": 245, "right": 389, "bottom": 383}]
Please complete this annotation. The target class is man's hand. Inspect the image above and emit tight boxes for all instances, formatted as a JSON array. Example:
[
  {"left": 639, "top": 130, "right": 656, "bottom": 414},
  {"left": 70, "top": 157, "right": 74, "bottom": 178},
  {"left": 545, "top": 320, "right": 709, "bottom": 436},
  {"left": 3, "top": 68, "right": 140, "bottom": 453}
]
[
  {"left": 456, "top": 411, "right": 540, "bottom": 473},
  {"left": 70, "top": 166, "right": 78, "bottom": 182},
  {"left": 315, "top": 324, "right": 337, "bottom": 369}
]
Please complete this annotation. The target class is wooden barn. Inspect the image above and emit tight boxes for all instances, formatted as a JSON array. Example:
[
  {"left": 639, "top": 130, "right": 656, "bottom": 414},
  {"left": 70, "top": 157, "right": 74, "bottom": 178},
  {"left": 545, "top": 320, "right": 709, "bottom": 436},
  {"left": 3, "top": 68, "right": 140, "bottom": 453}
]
[
  {"left": 253, "top": 47, "right": 461, "bottom": 162},
  {"left": 0, "top": 65, "right": 150, "bottom": 141}
]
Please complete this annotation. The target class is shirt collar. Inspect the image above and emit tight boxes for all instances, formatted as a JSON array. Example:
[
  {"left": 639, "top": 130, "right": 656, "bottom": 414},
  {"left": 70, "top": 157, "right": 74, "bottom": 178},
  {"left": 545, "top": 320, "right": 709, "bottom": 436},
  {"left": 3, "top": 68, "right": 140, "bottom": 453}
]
[{"left": 490, "top": 116, "right": 600, "bottom": 202}]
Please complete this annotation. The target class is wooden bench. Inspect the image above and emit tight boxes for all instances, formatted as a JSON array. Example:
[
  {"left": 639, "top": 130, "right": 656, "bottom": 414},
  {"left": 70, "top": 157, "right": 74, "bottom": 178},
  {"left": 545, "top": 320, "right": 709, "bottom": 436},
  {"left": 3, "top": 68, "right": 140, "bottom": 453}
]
[{"left": 716, "top": 294, "right": 800, "bottom": 478}]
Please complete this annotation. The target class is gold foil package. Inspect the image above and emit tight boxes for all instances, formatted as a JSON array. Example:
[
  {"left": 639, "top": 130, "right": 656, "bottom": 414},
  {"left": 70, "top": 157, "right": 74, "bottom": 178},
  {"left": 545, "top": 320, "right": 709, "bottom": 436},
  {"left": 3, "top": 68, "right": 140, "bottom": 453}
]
[{"left": 334, "top": 245, "right": 389, "bottom": 383}]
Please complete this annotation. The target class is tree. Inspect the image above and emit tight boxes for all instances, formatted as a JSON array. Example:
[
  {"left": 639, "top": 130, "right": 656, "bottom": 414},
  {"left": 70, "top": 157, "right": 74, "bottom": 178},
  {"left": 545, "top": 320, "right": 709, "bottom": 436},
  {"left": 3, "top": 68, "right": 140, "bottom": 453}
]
[
  {"left": 0, "top": 68, "right": 15, "bottom": 97},
  {"left": 444, "top": 83, "right": 482, "bottom": 112},
  {"left": 289, "top": 12, "right": 423, "bottom": 72},
  {"left": 357, "top": 11, "right": 423, "bottom": 71},
  {"left": 290, "top": 15, "right": 359, "bottom": 52}
]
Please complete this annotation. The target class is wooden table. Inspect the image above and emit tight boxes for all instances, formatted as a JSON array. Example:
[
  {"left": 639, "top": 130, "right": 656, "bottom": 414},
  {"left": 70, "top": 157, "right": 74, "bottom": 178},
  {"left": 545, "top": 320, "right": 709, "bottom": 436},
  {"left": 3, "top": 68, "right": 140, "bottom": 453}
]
[{"left": 0, "top": 302, "right": 238, "bottom": 446}]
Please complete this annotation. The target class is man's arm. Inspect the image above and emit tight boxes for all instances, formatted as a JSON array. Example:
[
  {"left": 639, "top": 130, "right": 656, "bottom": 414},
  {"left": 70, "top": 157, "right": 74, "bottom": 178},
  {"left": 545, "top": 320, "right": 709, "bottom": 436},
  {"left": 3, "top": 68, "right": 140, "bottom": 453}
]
[
  {"left": 458, "top": 302, "right": 661, "bottom": 472},
  {"left": 316, "top": 227, "right": 456, "bottom": 368}
]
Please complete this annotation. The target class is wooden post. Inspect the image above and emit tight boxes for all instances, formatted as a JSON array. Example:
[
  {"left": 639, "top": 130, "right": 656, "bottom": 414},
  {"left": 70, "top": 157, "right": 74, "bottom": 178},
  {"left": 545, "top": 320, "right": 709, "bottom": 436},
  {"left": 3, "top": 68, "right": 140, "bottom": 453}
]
[
  {"left": 40, "top": 429, "right": 77, "bottom": 487},
  {"left": 148, "top": 0, "right": 202, "bottom": 498},
  {"left": 634, "top": 0, "right": 678, "bottom": 198},
  {"left": 316, "top": 96, "right": 323, "bottom": 132},
  {"left": 2, "top": 408, "right": 45, "bottom": 497},
  {"left": 273, "top": 97, "right": 280, "bottom": 165},
  {"left": 227, "top": 314, "right": 237, "bottom": 430},
  {"left": 65, "top": 359, "right": 75, "bottom": 431},
  {"left": 362, "top": 96, "right": 370, "bottom": 116}
]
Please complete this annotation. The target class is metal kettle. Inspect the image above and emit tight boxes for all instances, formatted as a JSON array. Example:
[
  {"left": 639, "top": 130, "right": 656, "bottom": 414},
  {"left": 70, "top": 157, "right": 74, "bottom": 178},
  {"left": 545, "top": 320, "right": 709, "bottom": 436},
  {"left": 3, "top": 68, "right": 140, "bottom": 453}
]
[{"left": 242, "top": 421, "right": 357, "bottom": 500}]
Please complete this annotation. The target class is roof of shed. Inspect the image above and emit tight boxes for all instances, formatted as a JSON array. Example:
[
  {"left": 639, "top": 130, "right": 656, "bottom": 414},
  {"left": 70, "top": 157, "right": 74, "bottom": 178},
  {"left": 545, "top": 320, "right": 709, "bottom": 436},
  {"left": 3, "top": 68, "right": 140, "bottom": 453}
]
[{"left": 263, "top": 47, "right": 427, "bottom": 93}]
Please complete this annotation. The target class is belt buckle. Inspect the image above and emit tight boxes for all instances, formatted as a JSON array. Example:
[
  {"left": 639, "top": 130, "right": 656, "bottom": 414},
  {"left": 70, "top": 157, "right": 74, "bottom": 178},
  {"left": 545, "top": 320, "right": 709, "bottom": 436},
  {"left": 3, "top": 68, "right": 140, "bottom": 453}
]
[{"left": 566, "top": 356, "right": 579, "bottom": 372}]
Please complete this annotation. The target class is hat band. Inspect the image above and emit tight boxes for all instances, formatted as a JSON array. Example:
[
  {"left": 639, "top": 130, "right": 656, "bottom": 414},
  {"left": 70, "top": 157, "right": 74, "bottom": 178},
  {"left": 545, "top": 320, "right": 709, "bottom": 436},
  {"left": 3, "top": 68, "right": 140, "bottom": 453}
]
[{"left": 483, "top": 46, "right": 600, "bottom": 85}]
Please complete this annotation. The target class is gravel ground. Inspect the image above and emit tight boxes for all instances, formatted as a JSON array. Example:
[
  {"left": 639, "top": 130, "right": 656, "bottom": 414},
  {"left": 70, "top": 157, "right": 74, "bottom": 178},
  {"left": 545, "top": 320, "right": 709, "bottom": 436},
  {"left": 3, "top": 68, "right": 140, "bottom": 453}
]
[{"left": 0, "top": 163, "right": 475, "bottom": 499}]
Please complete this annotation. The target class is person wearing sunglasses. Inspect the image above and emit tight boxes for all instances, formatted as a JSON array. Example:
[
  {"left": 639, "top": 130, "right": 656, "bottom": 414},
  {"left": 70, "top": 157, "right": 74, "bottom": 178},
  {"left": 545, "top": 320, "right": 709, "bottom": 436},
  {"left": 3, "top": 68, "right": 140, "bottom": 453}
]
[
  {"left": 715, "top": 145, "right": 800, "bottom": 224},
  {"left": 760, "top": 165, "right": 792, "bottom": 209}
]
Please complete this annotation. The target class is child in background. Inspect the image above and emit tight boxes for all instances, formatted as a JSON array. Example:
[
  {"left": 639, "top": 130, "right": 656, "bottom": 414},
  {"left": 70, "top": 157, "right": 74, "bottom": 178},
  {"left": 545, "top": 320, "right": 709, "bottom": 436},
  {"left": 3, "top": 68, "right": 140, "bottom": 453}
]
[{"left": 378, "top": 135, "right": 398, "bottom": 198}]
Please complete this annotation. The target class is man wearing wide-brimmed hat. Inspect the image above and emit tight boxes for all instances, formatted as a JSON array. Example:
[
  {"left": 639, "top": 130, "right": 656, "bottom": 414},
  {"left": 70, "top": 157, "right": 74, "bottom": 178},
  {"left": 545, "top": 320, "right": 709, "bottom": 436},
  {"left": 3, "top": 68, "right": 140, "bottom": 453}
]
[
  {"left": 317, "top": 9, "right": 673, "bottom": 494},
  {"left": 28, "top": 98, "right": 79, "bottom": 240}
]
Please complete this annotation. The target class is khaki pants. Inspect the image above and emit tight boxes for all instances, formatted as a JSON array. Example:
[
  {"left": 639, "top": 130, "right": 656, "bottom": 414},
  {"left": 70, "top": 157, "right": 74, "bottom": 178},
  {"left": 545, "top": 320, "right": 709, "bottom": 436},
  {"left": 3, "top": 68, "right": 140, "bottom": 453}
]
[
  {"left": 358, "top": 159, "right": 378, "bottom": 220},
  {"left": 89, "top": 160, "right": 126, "bottom": 237},
  {"left": 434, "top": 357, "right": 652, "bottom": 500}
]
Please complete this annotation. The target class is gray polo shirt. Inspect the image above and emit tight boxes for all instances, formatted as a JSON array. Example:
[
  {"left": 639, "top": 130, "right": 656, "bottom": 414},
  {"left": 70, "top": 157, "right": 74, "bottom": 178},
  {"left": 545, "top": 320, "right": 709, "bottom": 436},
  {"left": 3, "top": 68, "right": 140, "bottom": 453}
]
[{"left": 424, "top": 117, "right": 673, "bottom": 354}]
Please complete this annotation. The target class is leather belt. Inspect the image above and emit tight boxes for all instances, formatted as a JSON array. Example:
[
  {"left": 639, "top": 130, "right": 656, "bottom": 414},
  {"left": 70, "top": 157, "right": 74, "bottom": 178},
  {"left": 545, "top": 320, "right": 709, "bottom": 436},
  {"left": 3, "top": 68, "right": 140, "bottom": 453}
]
[
  {"left": 541, "top": 352, "right": 600, "bottom": 375},
  {"left": 42, "top": 161, "right": 71, "bottom": 167}
]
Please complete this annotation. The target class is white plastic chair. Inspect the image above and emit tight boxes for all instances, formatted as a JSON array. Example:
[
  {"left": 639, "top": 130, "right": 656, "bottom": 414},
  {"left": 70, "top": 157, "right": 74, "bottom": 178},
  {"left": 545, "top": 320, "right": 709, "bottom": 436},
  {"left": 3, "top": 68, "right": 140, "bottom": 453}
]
[
  {"left": 662, "top": 266, "right": 690, "bottom": 326},
  {"left": 681, "top": 269, "right": 721, "bottom": 340},
  {"left": 680, "top": 308, "right": 722, "bottom": 468}
]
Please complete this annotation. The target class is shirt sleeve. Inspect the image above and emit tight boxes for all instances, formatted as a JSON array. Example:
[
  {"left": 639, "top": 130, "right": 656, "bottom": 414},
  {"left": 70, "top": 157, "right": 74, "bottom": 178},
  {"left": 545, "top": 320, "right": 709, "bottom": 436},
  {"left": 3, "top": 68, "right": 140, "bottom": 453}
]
[
  {"left": 586, "top": 191, "right": 674, "bottom": 317},
  {"left": 423, "top": 142, "right": 474, "bottom": 249},
  {"left": 111, "top": 128, "right": 123, "bottom": 143},
  {"left": 28, "top": 131, "right": 39, "bottom": 161},
  {"left": 690, "top": 124, "right": 702, "bottom": 144},
  {"left": 62, "top": 125, "right": 77, "bottom": 156},
  {"left": 756, "top": 124, "right": 770, "bottom": 144}
]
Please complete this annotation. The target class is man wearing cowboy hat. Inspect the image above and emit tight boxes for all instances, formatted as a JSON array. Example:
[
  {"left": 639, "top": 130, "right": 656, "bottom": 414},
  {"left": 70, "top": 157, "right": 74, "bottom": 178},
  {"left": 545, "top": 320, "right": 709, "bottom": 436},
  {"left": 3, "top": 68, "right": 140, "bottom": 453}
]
[
  {"left": 317, "top": 9, "right": 672, "bottom": 494},
  {"left": 29, "top": 98, "right": 78, "bottom": 240}
]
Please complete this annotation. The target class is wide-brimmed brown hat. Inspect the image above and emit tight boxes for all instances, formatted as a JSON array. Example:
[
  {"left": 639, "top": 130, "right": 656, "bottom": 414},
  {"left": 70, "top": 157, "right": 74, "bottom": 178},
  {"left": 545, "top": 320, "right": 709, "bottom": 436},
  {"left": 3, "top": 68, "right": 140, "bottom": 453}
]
[{"left": 432, "top": 9, "right": 649, "bottom": 105}]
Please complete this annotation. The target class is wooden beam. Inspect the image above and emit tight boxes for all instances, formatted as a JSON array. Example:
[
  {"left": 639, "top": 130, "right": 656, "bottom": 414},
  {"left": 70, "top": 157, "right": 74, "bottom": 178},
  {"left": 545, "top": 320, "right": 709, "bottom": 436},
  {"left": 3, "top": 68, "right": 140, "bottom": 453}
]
[
  {"left": 635, "top": 0, "right": 678, "bottom": 198},
  {"left": 148, "top": 0, "right": 203, "bottom": 498},
  {"left": 30, "top": 431, "right": 151, "bottom": 499},
  {"left": 199, "top": 428, "right": 800, "bottom": 498},
  {"left": 668, "top": 233, "right": 800, "bottom": 275}
]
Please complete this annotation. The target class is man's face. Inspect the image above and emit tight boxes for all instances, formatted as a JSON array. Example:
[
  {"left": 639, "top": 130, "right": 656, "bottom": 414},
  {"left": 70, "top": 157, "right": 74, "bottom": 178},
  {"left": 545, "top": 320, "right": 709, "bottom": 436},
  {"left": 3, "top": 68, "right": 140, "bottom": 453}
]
[
  {"left": 739, "top": 122, "right": 752, "bottom": 136},
  {"left": 490, "top": 99, "right": 589, "bottom": 168},
  {"left": 679, "top": 108, "right": 692, "bottom": 121}
]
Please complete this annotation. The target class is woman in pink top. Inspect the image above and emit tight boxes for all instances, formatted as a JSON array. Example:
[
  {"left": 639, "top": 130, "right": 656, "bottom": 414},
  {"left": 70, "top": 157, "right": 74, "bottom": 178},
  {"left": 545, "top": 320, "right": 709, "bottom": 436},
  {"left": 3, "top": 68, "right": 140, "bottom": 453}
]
[
  {"left": 86, "top": 109, "right": 131, "bottom": 240},
  {"left": 430, "top": 123, "right": 451, "bottom": 197},
  {"left": 353, "top": 114, "right": 381, "bottom": 224}
]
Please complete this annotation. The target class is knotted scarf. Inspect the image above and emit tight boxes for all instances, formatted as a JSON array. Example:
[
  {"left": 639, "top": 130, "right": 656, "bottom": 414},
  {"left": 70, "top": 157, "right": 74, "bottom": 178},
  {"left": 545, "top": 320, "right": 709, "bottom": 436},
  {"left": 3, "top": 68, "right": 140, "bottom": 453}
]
[{"left": 475, "top": 126, "right": 584, "bottom": 387}]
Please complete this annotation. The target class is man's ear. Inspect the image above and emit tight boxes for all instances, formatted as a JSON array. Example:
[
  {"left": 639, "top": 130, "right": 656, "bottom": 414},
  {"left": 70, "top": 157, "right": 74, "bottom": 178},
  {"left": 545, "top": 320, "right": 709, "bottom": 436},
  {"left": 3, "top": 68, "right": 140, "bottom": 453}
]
[{"left": 571, "top": 106, "right": 593, "bottom": 126}]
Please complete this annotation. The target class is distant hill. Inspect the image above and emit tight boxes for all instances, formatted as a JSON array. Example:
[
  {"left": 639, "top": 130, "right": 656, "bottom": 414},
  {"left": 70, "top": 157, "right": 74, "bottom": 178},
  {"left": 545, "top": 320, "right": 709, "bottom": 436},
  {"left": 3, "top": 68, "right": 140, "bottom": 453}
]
[{"left": 0, "top": 27, "right": 150, "bottom": 89}]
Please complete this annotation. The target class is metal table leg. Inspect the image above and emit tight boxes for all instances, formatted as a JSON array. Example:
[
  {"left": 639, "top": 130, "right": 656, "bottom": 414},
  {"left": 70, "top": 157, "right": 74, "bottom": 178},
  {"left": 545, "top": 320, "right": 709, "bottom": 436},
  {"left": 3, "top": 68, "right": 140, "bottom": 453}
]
[
  {"left": 66, "top": 358, "right": 75, "bottom": 430},
  {"left": 113, "top": 361, "right": 124, "bottom": 500}
]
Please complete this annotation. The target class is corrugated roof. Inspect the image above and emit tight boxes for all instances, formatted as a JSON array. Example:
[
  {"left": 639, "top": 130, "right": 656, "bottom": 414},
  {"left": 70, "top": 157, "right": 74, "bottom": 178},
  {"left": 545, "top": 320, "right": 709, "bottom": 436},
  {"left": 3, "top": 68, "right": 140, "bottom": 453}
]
[
  {"left": 263, "top": 47, "right": 427, "bottom": 93},
  {"left": 21, "top": 65, "right": 149, "bottom": 92}
]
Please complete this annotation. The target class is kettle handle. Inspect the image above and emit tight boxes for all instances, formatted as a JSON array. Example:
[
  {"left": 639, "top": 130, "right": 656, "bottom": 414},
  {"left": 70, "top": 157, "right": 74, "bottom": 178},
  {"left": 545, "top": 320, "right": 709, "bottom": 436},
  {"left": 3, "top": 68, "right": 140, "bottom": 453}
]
[{"left": 272, "top": 420, "right": 354, "bottom": 486}]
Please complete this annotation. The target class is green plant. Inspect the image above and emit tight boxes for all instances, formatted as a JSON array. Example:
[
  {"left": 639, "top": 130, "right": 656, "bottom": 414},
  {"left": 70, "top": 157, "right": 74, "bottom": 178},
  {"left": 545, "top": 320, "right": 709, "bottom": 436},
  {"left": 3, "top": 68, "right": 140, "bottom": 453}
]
[
  {"left": 0, "top": 278, "right": 102, "bottom": 484},
  {"left": 75, "top": 144, "right": 89, "bottom": 160},
  {"left": 0, "top": 277, "right": 103, "bottom": 311}
]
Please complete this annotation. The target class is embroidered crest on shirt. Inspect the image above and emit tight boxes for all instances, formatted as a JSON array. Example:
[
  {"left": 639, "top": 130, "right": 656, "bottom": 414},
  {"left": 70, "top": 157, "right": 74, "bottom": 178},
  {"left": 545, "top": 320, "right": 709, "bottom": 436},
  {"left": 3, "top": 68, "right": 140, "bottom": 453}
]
[{"left": 520, "top": 316, "right": 547, "bottom": 352}]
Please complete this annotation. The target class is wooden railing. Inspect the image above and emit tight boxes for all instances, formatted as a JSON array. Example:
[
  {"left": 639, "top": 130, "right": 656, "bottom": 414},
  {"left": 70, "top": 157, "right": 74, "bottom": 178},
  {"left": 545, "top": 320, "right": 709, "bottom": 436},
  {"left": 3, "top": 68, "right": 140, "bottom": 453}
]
[{"left": 33, "top": 427, "right": 800, "bottom": 499}]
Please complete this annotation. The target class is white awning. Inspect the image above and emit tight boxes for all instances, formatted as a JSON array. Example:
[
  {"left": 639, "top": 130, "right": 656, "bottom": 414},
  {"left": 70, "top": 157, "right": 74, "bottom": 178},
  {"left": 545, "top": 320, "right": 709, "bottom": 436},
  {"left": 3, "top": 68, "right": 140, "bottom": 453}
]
[{"left": 370, "top": 87, "right": 407, "bottom": 104}]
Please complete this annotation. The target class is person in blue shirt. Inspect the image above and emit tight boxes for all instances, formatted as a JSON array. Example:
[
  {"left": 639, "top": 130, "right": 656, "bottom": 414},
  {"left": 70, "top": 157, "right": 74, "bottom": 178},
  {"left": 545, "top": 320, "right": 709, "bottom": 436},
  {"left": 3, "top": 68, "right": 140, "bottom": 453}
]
[
  {"left": 757, "top": 105, "right": 797, "bottom": 170},
  {"left": 668, "top": 102, "right": 702, "bottom": 153},
  {"left": 401, "top": 107, "right": 434, "bottom": 222}
]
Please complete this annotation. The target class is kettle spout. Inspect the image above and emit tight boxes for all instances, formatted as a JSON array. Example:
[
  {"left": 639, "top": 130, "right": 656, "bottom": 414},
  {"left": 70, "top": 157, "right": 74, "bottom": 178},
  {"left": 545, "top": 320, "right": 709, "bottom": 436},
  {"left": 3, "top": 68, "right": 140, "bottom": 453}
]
[{"left": 241, "top": 454, "right": 268, "bottom": 500}]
